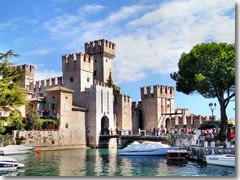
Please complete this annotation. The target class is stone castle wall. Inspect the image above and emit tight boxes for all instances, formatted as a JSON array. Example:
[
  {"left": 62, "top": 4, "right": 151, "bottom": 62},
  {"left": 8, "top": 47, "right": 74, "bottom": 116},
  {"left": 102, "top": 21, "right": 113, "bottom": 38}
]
[
  {"left": 114, "top": 94, "right": 132, "bottom": 131},
  {"left": 86, "top": 84, "right": 114, "bottom": 147}
]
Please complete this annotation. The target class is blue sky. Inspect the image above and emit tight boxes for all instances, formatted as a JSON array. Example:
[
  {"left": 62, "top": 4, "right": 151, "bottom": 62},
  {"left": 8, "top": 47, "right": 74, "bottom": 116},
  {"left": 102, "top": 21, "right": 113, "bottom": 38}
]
[{"left": 0, "top": 0, "right": 235, "bottom": 120}]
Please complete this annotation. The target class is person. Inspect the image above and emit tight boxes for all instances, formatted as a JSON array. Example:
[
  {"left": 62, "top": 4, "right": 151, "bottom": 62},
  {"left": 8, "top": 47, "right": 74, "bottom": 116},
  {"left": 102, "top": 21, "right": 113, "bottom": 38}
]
[
  {"left": 199, "top": 134, "right": 203, "bottom": 146},
  {"left": 115, "top": 128, "right": 119, "bottom": 135},
  {"left": 152, "top": 127, "right": 156, "bottom": 136},
  {"left": 138, "top": 128, "right": 141, "bottom": 136}
]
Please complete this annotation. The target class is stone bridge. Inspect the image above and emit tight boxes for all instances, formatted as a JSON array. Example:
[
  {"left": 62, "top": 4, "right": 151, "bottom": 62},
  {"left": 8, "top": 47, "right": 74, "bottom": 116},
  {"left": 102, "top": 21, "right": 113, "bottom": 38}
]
[{"left": 99, "top": 135, "right": 168, "bottom": 148}]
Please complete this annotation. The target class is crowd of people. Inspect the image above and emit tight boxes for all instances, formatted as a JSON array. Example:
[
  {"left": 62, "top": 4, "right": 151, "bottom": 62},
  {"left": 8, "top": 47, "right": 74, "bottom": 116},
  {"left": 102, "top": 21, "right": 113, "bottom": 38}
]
[{"left": 146, "top": 127, "right": 197, "bottom": 136}]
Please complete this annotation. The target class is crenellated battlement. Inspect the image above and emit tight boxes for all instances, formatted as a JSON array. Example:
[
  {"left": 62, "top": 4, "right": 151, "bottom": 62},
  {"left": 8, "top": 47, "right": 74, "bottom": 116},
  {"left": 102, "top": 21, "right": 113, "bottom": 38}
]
[
  {"left": 15, "top": 64, "right": 35, "bottom": 73},
  {"left": 116, "top": 94, "right": 131, "bottom": 103},
  {"left": 132, "top": 101, "right": 142, "bottom": 110},
  {"left": 141, "top": 85, "right": 175, "bottom": 99},
  {"left": 62, "top": 52, "right": 94, "bottom": 73},
  {"left": 35, "top": 76, "right": 63, "bottom": 89},
  {"left": 93, "top": 79, "right": 109, "bottom": 87},
  {"left": 85, "top": 39, "right": 116, "bottom": 58}
]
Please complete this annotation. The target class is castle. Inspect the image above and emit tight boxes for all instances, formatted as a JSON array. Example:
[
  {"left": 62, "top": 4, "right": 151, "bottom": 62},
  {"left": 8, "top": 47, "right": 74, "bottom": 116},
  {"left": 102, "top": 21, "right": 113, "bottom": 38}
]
[{"left": 11, "top": 39, "right": 212, "bottom": 148}]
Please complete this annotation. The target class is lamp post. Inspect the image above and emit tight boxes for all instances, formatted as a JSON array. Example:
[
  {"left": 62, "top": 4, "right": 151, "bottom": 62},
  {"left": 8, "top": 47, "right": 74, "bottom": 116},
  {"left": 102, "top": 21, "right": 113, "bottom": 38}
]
[{"left": 209, "top": 102, "right": 216, "bottom": 120}]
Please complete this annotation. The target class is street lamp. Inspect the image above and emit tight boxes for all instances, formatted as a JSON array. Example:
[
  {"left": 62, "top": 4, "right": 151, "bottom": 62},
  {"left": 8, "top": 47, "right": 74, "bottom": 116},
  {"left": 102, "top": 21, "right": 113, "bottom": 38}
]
[{"left": 209, "top": 102, "right": 216, "bottom": 120}]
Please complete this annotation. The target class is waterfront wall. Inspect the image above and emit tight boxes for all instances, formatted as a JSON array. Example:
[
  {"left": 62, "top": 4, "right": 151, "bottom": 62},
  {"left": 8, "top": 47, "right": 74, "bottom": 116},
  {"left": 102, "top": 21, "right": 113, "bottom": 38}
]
[
  {"left": 12, "top": 129, "right": 87, "bottom": 148},
  {"left": 173, "top": 134, "right": 197, "bottom": 147}
]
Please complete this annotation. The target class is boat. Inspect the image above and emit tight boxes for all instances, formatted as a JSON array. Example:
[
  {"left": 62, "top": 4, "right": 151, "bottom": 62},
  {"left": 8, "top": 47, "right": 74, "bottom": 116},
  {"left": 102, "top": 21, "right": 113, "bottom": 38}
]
[
  {"left": 118, "top": 141, "right": 176, "bottom": 156},
  {"left": 0, "top": 145, "right": 35, "bottom": 155},
  {"left": 205, "top": 154, "right": 235, "bottom": 167},
  {"left": 167, "top": 149, "right": 188, "bottom": 160},
  {"left": 0, "top": 156, "right": 24, "bottom": 171}
]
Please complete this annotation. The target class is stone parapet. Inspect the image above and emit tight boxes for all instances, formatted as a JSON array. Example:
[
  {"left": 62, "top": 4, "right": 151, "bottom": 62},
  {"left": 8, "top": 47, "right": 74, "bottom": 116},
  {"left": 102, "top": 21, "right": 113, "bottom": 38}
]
[
  {"left": 141, "top": 85, "right": 174, "bottom": 99},
  {"left": 85, "top": 39, "right": 116, "bottom": 58}
]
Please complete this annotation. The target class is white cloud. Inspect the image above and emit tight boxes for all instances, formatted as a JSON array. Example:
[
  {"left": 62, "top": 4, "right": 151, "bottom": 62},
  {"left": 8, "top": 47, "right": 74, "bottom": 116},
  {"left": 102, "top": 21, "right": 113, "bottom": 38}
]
[
  {"left": 23, "top": 48, "right": 56, "bottom": 56},
  {"left": 42, "top": 0, "right": 235, "bottom": 83},
  {"left": 78, "top": 4, "right": 105, "bottom": 15},
  {"left": 34, "top": 70, "right": 62, "bottom": 81}
]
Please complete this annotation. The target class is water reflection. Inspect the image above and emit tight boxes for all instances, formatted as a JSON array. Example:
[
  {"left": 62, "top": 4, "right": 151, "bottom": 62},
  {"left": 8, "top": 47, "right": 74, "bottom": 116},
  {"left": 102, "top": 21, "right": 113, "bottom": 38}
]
[{"left": 0, "top": 148, "right": 235, "bottom": 176}]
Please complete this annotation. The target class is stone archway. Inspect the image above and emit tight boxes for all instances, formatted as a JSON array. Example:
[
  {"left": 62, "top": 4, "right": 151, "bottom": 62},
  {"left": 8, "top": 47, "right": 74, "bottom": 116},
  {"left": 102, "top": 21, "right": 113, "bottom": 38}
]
[
  {"left": 165, "top": 118, "right": 171, "bottom": 131},
  {"left": 101, "top": 116, "right": 109, "bottom": 135}
]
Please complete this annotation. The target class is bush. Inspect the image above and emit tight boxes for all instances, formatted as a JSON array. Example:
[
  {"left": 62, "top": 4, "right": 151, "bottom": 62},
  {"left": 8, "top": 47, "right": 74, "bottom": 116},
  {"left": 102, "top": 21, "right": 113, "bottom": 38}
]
[
  {"left": 26, "top": 108, "right": 40, "bottom": 130},
  {"left": 40, "top": 119, "right": 59, "bottom": 129}
]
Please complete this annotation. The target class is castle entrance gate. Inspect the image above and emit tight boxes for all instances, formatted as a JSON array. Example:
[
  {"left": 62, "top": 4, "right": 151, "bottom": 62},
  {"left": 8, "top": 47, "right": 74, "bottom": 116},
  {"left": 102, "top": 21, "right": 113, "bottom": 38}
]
[
  {"left": 165, "top": 118, "right": 171, "bottom": 131},
  {"left": 101, "top": 116, "right": 109, "bottom": 135}
]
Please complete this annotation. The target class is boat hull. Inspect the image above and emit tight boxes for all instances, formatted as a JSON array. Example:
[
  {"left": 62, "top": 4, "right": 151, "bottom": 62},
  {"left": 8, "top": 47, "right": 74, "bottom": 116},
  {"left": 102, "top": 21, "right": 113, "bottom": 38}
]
[
  {"left": 206, "top": 155, "right": 235, "bottom": 167},
  {"left": 0, "top": 158, "right": 19, "bottom": 171},
  {"left": 118, "top": 148, "right": 173, "bottom": 156},
  {"left": 167, "top": 150, "right": 188, "bottom": 160}
]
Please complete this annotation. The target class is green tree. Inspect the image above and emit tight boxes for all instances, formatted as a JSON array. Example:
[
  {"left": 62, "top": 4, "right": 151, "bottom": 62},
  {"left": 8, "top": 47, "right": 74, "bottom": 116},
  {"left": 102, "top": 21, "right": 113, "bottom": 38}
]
[
  {"left": 7, "top": 109, "right": 25, "bottom": 130},
  {"left": 170, "top": 42, "right": 235, "bottom": 141},
  {"left": 26, "top": 108, "right": 40, "bottom": 130},
  {"left": 0, "top": 50, "right": 28, "bottom": 112},
  {"left": 107, "top": 73, "right": 120, "bottom": 99}
]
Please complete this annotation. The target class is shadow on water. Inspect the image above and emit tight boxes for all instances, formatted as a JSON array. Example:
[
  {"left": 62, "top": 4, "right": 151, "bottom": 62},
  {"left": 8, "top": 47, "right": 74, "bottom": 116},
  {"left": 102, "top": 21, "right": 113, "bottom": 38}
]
[{"left": 167, "top": 159, "right": 187, "bottom": 167}]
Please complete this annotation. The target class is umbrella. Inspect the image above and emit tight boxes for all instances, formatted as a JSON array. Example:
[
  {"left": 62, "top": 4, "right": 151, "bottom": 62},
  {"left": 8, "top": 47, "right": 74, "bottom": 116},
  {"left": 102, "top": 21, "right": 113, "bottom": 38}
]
[{"left": 198, "top": 121, "right": 221, "bottom": 130}]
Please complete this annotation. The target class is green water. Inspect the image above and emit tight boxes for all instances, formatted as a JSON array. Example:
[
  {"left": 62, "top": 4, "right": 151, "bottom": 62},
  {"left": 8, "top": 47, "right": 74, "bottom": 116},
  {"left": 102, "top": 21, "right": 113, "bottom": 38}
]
[{"left": 0, "top": 148, "right": 235, "bottom": 176}]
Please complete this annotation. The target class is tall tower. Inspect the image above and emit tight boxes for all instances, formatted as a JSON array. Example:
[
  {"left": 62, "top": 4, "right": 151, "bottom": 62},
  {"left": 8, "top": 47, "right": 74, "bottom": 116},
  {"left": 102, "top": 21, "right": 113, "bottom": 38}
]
[
  {"left": 17, "top": 64, "right": 34, "bottom": 92},
  {"left": 140, "top": 85, "right": 175, "bottom": 134},
  {"left": 85, "top": 39, "right": 116, "bottom": 83},
  {"left": 62, "top": 52, "right": 94, "bottom": 106}
]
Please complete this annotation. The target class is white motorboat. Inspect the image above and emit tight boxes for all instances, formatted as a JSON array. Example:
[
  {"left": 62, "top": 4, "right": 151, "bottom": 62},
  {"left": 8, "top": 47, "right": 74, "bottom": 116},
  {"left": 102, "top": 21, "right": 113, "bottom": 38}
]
[
  {"left": 205, "top": 154, "right": 235, "bottom": 167},
  {"left": 0, "top": 145, "right": 35, "bottom": 155},
  {"left": 0, "top": 156, "right": 24, "bottom": 171},
  {"left": 118, "top": 141, "right": 175, "bottom": 156}
]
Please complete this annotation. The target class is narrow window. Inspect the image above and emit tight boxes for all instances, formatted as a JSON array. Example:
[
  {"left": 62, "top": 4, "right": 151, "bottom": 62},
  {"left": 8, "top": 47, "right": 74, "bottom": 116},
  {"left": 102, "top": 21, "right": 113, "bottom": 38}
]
[
  {"left": 107, "top": 91, "right": 109, "bottom": 113},
  {"left": 94, "top": 71, "right": 97, "bottom": 76},
  {"left": 101, "top": 90, "right": 103, "bottom": 113},
  {"left": 65, "top": 123, "right": 68, "bottom": 129},
  {"left": 87, "top": 77, "right": 90, "bottom": 82},
  {"left": 65, "top": 104, "right": 68, "bottom": 112},
  {"left": 48, "top": 104, "right": 52, "bottom": 111},
  {"left": 70, "top": 77, "right": 73, "bottom": 82},
  {"left": 65, "top": 96, "right": 68, "bottom": 99},
  {"left": 52, "top": 96, "right": 55, "bottom": 99}
]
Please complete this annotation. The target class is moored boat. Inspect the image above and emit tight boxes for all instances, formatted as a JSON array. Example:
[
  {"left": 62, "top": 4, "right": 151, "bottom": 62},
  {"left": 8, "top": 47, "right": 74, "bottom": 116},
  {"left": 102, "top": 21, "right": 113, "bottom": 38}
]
[
  {"left": 167, "top": 149, "right": 188, "bottom": 160},
  {"left": 205, "top": 154, "right": 235, "bottom": 167},
  {"left": 0, "top": 145, "right": 35, "bottom": 155},
  {"left": 118, "top": 141, "right": 175, "bottom": 156},
  {"left": 0, "top": 156, "right": 24, "bottom": 171}
]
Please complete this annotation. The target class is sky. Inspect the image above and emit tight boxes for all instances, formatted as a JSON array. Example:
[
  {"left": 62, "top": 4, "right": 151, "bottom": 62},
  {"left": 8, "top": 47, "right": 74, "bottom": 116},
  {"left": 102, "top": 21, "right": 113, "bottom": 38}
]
[{"left": 0, "top": 0, "right": 235, "bottom": 120}]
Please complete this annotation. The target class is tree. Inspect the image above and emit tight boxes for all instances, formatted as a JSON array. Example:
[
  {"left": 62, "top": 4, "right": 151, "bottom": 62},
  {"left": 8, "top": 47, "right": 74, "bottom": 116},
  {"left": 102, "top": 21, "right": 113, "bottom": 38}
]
[
  {"left": 107, "top": 73, "right": 120, "bottom": 100},
  {"left": 26, "top": 108, "right": 40, "bottom": 130},
  {"left": 7, "top": 110, "right": 25, "bottom": 131},
  {"left": 170, "top": 42, "right": 235, "bottom": 141},
  {"left": 0, "top": 50, "right": 28, "bottom": 112}
]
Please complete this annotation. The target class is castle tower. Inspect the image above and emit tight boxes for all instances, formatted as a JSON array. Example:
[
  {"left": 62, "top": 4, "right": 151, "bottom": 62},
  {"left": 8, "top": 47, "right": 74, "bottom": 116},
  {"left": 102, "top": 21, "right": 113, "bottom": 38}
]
[
  {"left": 16, "top": 64, "right": 35, "bottom": 92},
  {"left": 140, "top": 85, "right": 175, "bottom": 134},
  {"left": 114, "top": 94, "right": 132, "bottom": 131},
  {"left": 85, "top": 39, "right": 116, "bottom": 83},
  {"left": 62, "top": 52, "right": 94, "bottom": 106}
]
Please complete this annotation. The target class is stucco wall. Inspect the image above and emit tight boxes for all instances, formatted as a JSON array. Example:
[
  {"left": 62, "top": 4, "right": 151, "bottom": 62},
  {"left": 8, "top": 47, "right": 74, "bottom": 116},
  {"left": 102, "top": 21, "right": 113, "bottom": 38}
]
[{"left": 86, "top": 84, "right": 114, "bottom": 147}]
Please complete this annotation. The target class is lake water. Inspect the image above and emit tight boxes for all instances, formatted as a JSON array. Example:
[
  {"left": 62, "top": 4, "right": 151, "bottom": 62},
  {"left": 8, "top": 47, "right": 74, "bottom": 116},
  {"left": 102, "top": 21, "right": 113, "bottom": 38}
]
[{"left": 0, "top": 148, "right": 235, "bottom": 176}]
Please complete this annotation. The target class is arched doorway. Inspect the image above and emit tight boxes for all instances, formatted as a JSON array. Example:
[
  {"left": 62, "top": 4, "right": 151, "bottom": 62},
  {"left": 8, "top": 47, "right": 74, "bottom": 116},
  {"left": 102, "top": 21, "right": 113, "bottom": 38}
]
[
  {"left": 101, "top": 116, "right": 109, "bottom": 135},
  {"left": 165, "top": 118, "right": 171, "bottom": 131}
]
